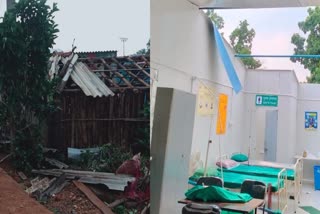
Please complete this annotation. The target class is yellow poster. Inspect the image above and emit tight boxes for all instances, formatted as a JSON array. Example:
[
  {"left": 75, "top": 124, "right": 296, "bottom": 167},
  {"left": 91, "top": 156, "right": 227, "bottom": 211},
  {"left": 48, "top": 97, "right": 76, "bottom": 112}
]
[
  {"left": 216, "top": 94, "right": 228, "bottom": 135},
  {"left": 197, "top": 85, "right": 214, "bottom": 116}
]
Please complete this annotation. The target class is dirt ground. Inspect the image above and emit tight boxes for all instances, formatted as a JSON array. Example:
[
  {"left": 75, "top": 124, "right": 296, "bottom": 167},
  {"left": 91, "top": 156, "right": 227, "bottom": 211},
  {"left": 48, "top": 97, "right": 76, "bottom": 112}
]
[
  {"left": 45, "top": 183, "right": 102, "bottom": 214},
  {"left": 0, "top": 152, "right": 148, "bottom": 214},
  {"left": 0, "top": 153, "right": 102, "bottom": 214},
  {"left": 0, "top": 168, "right": 52, "bottom": 214}
]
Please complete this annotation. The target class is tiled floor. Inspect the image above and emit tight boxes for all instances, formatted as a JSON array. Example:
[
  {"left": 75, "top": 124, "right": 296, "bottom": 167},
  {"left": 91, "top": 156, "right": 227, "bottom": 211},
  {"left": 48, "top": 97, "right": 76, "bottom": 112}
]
[{"left": 259, "top": 182, "right": 320, "bottom": 214}]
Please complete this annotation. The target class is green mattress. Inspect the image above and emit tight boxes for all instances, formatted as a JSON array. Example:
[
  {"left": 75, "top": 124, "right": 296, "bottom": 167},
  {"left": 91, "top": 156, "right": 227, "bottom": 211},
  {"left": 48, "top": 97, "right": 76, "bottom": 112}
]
[
  {"left": 218, "top": 164, "right": 295, "bottom": 181},
  {"left": 189, "top": 168, "right": 284, "bottom": 192},
  {"left": 216, "top": 171, "right": 283, "bottom": 192}
]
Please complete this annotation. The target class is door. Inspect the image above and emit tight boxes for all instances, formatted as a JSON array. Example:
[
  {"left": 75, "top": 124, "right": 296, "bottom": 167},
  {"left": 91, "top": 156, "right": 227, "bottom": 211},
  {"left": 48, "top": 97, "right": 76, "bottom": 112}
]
[{"left": 264, "top": 110, "right": 278, "bottom": 161}]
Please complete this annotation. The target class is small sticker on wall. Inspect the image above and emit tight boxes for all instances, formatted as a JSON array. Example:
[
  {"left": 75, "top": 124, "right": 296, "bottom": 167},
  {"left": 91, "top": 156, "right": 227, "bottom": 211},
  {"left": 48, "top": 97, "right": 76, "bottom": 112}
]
[{"left": 305, "top": 112, "right": 318, "bottom": 130}]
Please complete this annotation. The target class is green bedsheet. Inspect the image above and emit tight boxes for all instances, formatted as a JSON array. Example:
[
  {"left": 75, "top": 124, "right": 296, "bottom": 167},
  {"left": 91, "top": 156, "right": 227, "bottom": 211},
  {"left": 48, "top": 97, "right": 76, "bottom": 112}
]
[
  {"left": 189, "top": 168, "right": 284, "bottom": 192},
  {"left": 216, "top": 171, "right": 283, "bottom": 192},
  {"left": 218, "top": 164, "right": 294, "bottom": 181},
  {"left": 185, "top": 185, "right": 252, "bottom": 202}
]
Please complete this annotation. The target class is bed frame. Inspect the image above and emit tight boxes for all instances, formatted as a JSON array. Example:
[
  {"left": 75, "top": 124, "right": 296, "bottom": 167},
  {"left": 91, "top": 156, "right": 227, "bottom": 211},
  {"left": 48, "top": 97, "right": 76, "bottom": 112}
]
[{"left": 215, "top": 154, "right": 288, "bottom": 213}]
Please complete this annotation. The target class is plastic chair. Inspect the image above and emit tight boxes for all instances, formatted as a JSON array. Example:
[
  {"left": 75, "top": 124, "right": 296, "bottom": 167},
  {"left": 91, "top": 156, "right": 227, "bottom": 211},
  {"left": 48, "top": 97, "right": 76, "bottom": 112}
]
[
  {"left": 182, "top": 203, "right": 221, "bottom": 214},
  {"left": 196, "top": 177, "right": 223, "bottom": 187},
  {"left": 240, "top": 179, "right": 267, "bottom": 214}
]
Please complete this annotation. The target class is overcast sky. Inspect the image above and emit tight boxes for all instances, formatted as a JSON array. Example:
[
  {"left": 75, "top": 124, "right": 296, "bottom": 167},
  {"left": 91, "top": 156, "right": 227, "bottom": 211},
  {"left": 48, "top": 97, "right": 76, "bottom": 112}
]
[
  {"left": 216, "top": 7, "right": 311, "bottom": 82},
  {"left": 1, "top": 0, "right": 150, "bottom": 55},
  {"left": 0, "top": 2, "right": 313, "bottom": 82}
]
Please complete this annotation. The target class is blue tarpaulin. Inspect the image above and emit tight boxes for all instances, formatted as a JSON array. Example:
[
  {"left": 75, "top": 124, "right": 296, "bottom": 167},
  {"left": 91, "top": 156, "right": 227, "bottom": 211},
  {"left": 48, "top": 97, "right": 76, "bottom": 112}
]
[{"left": 213, "top": 23, "right": 242, "bottom": 93}]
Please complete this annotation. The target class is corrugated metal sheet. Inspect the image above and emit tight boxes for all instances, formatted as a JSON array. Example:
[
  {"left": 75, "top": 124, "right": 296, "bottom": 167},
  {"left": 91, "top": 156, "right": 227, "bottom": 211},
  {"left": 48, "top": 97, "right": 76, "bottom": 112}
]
[{"left": 71, "top": 62, "right": 114, "bottom": 97}]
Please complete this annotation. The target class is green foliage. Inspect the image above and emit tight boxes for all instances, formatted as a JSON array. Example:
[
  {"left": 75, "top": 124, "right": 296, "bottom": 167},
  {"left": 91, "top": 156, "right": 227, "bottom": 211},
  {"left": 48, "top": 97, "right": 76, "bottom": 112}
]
[
  {"left": 113, "top": 205, "right": 139, "bottom": 214},
  {"left": 79, "top": 144, "right": 133, "bottom": 172},
  {"left": 206, "top": 10, "right": 224, "bottom": 30},
  {"left": 12, "top": 127, "right": 44, "bottom": 173},
  {"left": 291, "top": 7, "right": 320, "bottom": 83},
  {"left": 230, "top": 20, "right": 261, "bottom": 69},
  {"left": 136, "top": 40, "right": 150, "bottom": 55},
  {"left": 0, "top": 0, "right": 59, "bottom": 171}
]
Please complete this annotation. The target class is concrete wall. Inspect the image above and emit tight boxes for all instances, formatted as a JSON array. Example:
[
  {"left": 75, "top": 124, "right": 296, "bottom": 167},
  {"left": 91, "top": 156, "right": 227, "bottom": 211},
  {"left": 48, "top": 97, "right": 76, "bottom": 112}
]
[
  {"left": 296, "top": 84, "right": 320, "bottom": 181},
  {"left": 150, "top": 88, "right": 196, "bottom": 214},
  {"left": 151, "top": 0, "right": 248, "bottom": 175},
  {"left": 244, "top": 70, "right": 298, "bottom": 163}
]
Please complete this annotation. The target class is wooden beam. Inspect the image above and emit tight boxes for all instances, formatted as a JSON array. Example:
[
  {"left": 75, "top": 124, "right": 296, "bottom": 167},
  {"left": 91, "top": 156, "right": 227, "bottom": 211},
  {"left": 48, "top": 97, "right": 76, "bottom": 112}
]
[
  {"left": 73, "top": 181, "right": 115, "bottom": 214},
  {"left": 45, "top": 157, "right": 69, "bottom": 169},
  {"left": 0, "top": 153, "right": 12, "bottom": 163},
  {"left": 100, "top": 58, "right": 134, "bottom": 88},
  {"left": 111, "top": 58, "right": 149, "bottom": 87},
  {"left": 126, "top": 56, "right": 150, "bottom": 78},
  {"left": 108, "top": 198, "right": 127, "bottom": 208},
  {"left": 140, "top": 56, "right": 150, "bottom": 66}
]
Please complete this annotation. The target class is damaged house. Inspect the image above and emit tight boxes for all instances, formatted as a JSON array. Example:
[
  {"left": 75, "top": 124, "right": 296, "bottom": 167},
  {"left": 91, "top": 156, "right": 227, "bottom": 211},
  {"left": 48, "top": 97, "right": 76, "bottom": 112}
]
[{"left": 47, "top": 51, "right": 150, "bottom": 155}]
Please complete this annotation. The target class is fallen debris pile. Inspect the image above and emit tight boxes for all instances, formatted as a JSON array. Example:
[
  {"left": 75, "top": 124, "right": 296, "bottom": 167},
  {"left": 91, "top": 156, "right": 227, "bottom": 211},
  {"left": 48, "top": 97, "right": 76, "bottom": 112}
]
[{"left": 32, "top": 169, "right": 135, "bottom": 191}]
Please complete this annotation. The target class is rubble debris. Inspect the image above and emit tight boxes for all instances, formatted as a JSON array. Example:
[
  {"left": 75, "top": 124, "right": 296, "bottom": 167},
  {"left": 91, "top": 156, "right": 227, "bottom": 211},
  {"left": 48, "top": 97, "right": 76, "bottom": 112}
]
[
  {"left": 73, "top": 181, "right": 114, "bottom": 214},
  {"left": 17, "top": 171, "right": 27, "bottom": 180},
  {"left": 32, "top": 169, "right": 135, "bottom": 191},
  {"left": 26, "top": 177, "right": 56, "bottom": 195},
  {"left": 37, "top": 173, "right": 68, "bottom": 201},
  {"left": 108, "top": 198, "right": 127, "bottom": 208},
  {"left": 141, "top": 203, "right": 150, "bottom": 214},
  {"left": 43, "top": 148, "right": 58, "bottom": 153},
  {"left": 0, "top": 153, "right": 12, "bottom": 164},
  {"left": 45, "top": 157, "right": 69, "bottom": 169}
]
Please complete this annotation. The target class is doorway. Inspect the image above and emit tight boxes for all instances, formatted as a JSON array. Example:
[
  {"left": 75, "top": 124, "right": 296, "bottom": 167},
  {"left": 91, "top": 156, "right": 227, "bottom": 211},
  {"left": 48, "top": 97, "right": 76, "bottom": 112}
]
[{"left": 264, "top": 110, "right": 278, "bottom": 162}]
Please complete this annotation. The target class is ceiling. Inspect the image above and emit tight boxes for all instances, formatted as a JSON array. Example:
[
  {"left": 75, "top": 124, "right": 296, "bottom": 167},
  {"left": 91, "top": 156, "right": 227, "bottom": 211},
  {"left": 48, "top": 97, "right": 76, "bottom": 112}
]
[{"left": 188, "top": 0, "right": 320, "bottom": 9}]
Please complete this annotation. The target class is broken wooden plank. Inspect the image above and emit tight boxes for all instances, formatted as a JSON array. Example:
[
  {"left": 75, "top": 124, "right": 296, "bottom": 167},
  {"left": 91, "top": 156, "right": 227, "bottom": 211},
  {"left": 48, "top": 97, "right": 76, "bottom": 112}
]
[
  {"left": 108, "top": 198, "right": 127, "bottom": 208},
  {"left": 111, "top": 58, "right": 149, "bottom": 87},
  {"left": 45, "top": 157, "right": 69, "bottom": 169},
  {"left": 0, "top": 153, "right": 12, "bottom": 164},
  {"left": 57, "top": 53, "right": 79, "bottom": 93},
  {"left": 100, "top": 58, "right": 134, "bottom": 88},
  {"left": 17, "top": 171, "right": 27, "bottom": 180},
  {"left": 43, "top": 148, "right": 58, "bottom": 153},
  {"left": 26, "top": 177, "right": 56, "bottom": 194},
  {"left": 31, "top": 169, "right": 135, "bottom": 191},
  {"left": 73, "top": 181, "right": 114, "bottom": 214},
  {"left": 38, "top": 173, "right": 67, "bottom": 201},
  {"left": 141, "top": 203, "right": 150, "bottom": 214}
]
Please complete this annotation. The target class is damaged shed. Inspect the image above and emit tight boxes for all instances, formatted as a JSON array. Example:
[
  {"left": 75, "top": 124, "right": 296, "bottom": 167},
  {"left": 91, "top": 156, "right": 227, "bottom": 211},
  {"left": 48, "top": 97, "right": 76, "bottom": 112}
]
[{"left": 48, "top": 51, "right": 150, "bottom": 154}]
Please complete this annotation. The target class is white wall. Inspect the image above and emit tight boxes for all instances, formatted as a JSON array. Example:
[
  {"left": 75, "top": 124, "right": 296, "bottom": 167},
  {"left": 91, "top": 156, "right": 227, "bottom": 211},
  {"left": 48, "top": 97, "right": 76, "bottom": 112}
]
[
  {"left": 151, "top": 0, "right": 248, "bottom": 175},
  {"left": 151, "top": 88, "right": 196, "bottom": 214},
  {"left": 296, "top": 84, "right": 320, "bottom": 181},
  {"left": 244, "top": 70, "right": 298, "bottom": 163}
]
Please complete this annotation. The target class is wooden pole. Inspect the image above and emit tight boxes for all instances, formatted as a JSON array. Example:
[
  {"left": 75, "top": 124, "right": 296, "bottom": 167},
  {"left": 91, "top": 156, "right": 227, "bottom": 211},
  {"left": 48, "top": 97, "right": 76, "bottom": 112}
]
[
  {"left": 203, "top": 113, "right": 214, "bottom": 177},
  {"left": 203, "top": 140, "right": 212, "bottom": 177}
]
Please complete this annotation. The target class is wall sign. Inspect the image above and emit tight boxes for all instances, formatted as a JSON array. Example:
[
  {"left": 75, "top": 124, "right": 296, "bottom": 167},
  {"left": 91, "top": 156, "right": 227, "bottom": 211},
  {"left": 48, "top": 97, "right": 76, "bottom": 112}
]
[
  {"left": 197, "top": 85, "right": 215, "bottom": 116},
  {"left": 256, "top": 95, "right": 278, "bottom": 107},
  {"left": 305, "top": 112, "right": 318, "bottom": 130}
]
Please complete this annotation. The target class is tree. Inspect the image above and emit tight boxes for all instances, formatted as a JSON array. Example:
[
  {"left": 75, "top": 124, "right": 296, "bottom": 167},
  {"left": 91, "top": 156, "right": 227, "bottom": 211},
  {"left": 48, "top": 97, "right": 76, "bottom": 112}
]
[
  {"left": 230, "top": 20, "right": 261, "bottom": 69},
  {"left": 136, "top": 39, "right": 150, "bottom": 55},
  {"left": 206, "top": 10, "right": 224, "bottom": 30},
  {"left": 291, "top": 7, "right": 320, "bottom": 83},
  {"left": 0, "top": 0, "right": 59, "bottom": 171}
]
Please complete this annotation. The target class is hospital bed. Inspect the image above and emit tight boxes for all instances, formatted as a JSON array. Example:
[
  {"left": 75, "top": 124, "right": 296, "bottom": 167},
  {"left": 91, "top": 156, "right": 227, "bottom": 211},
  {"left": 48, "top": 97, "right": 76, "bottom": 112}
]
[
  {"left": 214, "top": 154, "right": 288, "bottom": 213},
  {"left": 218, "top": 154, "right": 303, "bottom": 213}
]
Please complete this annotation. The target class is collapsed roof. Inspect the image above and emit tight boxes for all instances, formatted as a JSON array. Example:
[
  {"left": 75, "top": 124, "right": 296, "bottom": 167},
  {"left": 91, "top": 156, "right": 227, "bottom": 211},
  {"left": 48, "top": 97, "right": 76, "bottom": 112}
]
[{"left": 49, "top": 52, "right": 150, "bottom": 97}]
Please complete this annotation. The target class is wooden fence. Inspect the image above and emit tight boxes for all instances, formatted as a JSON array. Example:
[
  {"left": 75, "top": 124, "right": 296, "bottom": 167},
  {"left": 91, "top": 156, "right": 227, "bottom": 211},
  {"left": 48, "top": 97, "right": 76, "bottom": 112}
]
[{"left": 48, "top": 89, "right": 149, "bottom": 153}]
